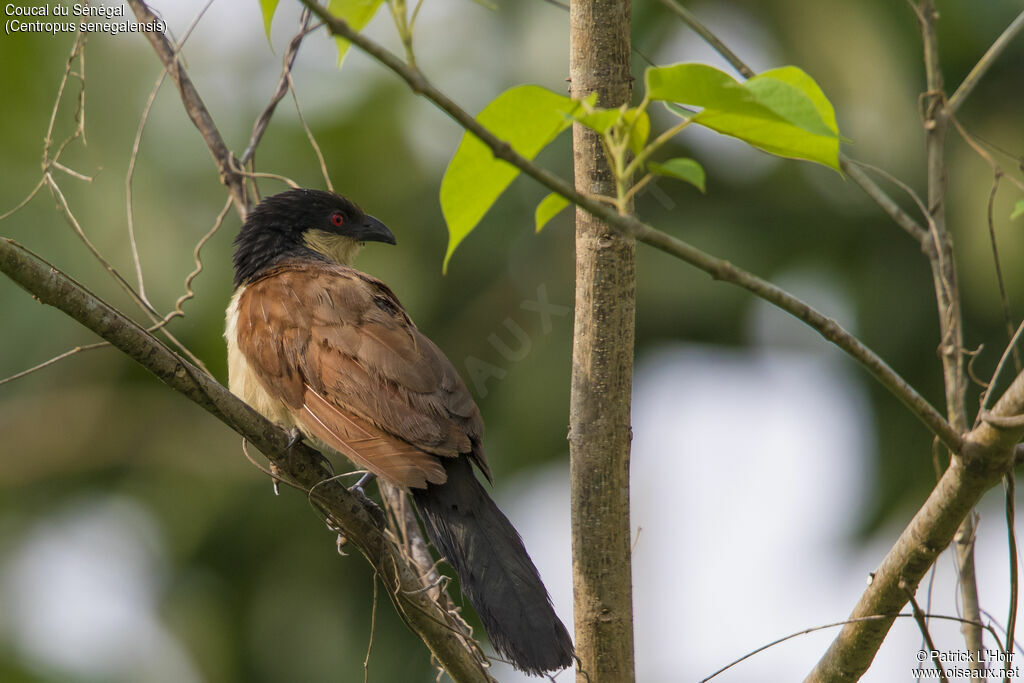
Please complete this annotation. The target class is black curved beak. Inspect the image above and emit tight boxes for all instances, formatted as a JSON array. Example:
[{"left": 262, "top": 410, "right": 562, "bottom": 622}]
[{"left": 354, "top": 215, "right": 396, "bottom": 245}]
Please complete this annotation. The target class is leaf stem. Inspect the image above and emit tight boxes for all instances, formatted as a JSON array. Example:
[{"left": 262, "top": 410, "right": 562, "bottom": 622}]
[
  {"left": 623, "top": 173, "right": 654, "bottom": 204},
  {"left": 625, "top": 115, "right": 694, "bottom": 177},
  {"left": 299, "top": 0, "right": 961, "bottom": 453},
  {"left": 387, "top": 0, "right": 417, "bottom": 67}
]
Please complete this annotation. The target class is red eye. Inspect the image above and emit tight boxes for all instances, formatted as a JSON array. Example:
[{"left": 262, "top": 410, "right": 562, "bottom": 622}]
[{"left": 330, "top": 212, "right": 345, "bottom": 227}]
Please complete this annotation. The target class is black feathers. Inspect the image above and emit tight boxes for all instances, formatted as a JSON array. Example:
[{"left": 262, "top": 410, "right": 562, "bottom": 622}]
[
  {"left": 232, "top": 189, "right": 392, "bottom": 288},
  {"left": 231, "top": 188, "right": 572, "bottom": 675},
  {"left": 413, "top": 457, "right": 575, "bottom": 675}
]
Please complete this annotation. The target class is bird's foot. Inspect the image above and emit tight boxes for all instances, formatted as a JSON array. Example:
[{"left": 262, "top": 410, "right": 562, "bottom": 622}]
[
  {"left": 349, "top": 471, "right": 376, "bottom": 497},
  {"left": 347, "top": 472, "right": 385, "bottom": 525},
  {"left": 283, "top": 427, "right": 335, "bottom": 476},
  {"left": 285, "top": 427, "right": 304, "bottom": 450}
]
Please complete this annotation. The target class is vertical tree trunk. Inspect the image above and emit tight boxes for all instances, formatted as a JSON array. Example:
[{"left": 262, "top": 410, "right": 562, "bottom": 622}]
[
  {"left": 918, "top": 0, "right": 981, "bottom": 665},
  {"left": 568, "top": 2, "right": 637, "bottom": 682}
]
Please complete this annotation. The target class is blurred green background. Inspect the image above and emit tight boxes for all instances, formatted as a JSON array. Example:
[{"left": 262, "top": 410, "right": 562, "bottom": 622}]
[{"left": 1, "top": 0, "right": 1022, "bottom": 681}]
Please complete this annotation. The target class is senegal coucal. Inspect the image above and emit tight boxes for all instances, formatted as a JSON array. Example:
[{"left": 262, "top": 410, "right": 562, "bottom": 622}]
[{"left": 225, "top": 188, "right": 574, "bottom": 675}]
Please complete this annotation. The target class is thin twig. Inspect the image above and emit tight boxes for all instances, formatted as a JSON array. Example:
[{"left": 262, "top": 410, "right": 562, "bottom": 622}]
[
  {"left": 240, "top": 9, "right": 317, "bottom": 166},
  {"left": 45, "top": 174, "right": 209, "bottom": 372},
  {"left": 0, "top": 178, "right": 47, "bottom": 222},
  {"left": 1004, "top": 473, "right": 1019, "bottom": 683},
  {"left": 851, "top": 159, "right": 955, "bottom": 312},
  {"left": 949, "top": 114, "right": 1022, "bottom": 375},
  {"left": 365, "top": 573, "right": 378, "bottom": 683},
  {"left": 659, "top": 0, "right": 934, "bottom": 251},
  {"left": 43, "top": 31, "right": 88, "bottom": 162},
  {"left": 848, "top": 159, "right": 941, "bottom": 253},
  {"left": 966, "top": 344, "right": 988, "bottom": 391},
  {"left": 839, "top": 158, "right": 929, "bottom": 244},
  {"left": 978, "top": 608, "right": 1018, "bottom": 655},
  {"left": 302, "top": 0, "right": 961, "bottom": 453},
  {"left": 903, "top": 581, "right": 950, "bottom": 683},
  {"left": 127, "top": 0, "right": 249, "bottom": 218},
  {"left": 236, "top": 169, "right": 301, "bottom": 188},
  {"left": 703, "top": 612, "right": 1003, "bottom": 682},
  {"left": 124, "top": 60, "right": 164, "bottom": 306},
  {"left": 983, "top": 173, "right": 1021, "bottom": 373},
  {"left": 0, "top": 238, "right": 495, "bottom": 682},
  {"left": 658, "top": 0, "right": 754, "bottom": 78},
  {"left": 288, "top": 73, "right": 334, "bottom": 193},
  {"left": 979, "top": 320, "right": 1024, "bottom": 422},
  {"left": 125, "top": 0, "right": 215, "bottom": 305},
  {"left": 159, "top": 196, "right": 233, "bottom": 326},
  {"left": 922, "top": 560, "right": 940, "bottom": 683},
  {"left": 948, "top": 9, "right": 1024, "bottom": 113},
  {"left": 916, "top": 0, "right": 978, "bottom": 668},
  {"left": 0, "top": 342, "right": 108, "bottom": 386}
]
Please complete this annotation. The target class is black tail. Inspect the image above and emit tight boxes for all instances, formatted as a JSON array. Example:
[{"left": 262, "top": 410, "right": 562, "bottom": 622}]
[{"left": 412, "top": 456, "right": 574, "bottom": 676}]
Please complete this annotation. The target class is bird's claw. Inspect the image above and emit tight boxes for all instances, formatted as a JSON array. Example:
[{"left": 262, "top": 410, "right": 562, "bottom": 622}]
[
  {"left": 350, "top": 472, "right": 376, "bottom": 497},
  {"left": 285, "top": 427, "right": 304, "bottom": 450},
  {"left": 283, "top": 427, "right": 335, "bottom": 477},
  {"left": 347, "top": 473, "right": 385, "bottom": 526}
]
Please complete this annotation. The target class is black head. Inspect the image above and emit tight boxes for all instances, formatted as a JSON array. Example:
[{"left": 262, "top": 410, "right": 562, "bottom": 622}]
[{"left": 232, "top": 188, "right": 396, "bottom": 288}]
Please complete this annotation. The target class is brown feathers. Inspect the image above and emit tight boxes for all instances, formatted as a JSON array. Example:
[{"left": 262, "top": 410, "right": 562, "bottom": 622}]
[{"left": 230, "top": 259, "right": 488, "bottom": 490}]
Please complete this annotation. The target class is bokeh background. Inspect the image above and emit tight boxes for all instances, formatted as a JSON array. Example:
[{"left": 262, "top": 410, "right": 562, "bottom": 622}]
[{"left": 1, "top": 0, "right": 1023, "bottom": 681}]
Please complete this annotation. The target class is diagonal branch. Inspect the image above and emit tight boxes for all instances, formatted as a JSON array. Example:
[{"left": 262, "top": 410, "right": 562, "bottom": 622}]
[
  {"left": 0, "top": 236, "right": 495, "bottom": 683},
  {"left": 657, "top": 0, "right": 753, "bottom": 78},
  {"left": 659, "top": 0, "right": 930, "bottom": 247},
  {"left": 948, "top": 9, "right": 1024, "bottom": 114},
  {"left": 661, "top": 0, "right": 1020, "bottom": 677},
  {"left": 300, "top": 0, "right": 960, "bottom": 454},
  {"left": 115, "top": 6, "right": 492, "bottom": 674},
  {"left": 805, "top": 367, "right": 1024, "bottom": 682},
  {"left": 127, "top": 0, "right": 249, "bottom": 217},
  {"left": 240, "top": 9, "right": 318, "bottom": 168}
]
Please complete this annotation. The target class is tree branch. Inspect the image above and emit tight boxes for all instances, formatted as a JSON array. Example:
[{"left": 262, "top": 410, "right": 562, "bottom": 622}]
[
  {"left": 0, "top": 237, "right": 494, "bottom": 683},
  {"left": 240, "top": 10, "right": 317, "bottom": 168},
  {"left": 805, "top": 370, "right": 1024, "bottom": 682},
  {"left": 569, "top": 1, "right": 637, "bottom": 680},
  {"left": 661, "top": 1, "right": 1021, "bottom": 676},
  {"left": 840, "top": 159, "right": 930, "bottom": 246},
  {"left": 657, "top": 0, "right": 753, "bottom": 78},
  {"left": 120, "top": 8, "right": 492, "bottom": 675},
  {"left": 127, "top": 0, "right": 249, "bottom": 218},
  {"left": 947, "top": 9, "right": 1024, "bottom": 114},
  {"left": 914, "top": 0, "right": 983, "bottom": 666},
  {"left": 659, "top": 0, "right": 930, "bottom": 248},
  {"left": 299, "top": 0, "right": 961, "bottom": 455}
]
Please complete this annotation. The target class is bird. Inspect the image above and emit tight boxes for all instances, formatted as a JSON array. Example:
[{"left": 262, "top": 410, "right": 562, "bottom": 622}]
[{"left": 224, "top": 188, "right": 574, "bottom": 676}]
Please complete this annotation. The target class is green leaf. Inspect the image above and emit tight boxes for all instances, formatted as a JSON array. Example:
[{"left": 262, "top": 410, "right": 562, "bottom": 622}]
[
  {"left": 755, "top": 66, "right": 839, "bottom": 138},
  {"left": 259, "top": 0, "right": 279, "bottom": 41},
  {"left": 440, "top": 85, "right": 584, "bottom": 272},
  {"left": 623, "top": 107, "right": 650, "bottom": 157},
  {"left": 645, "top": 63, "right": 841, "bottom": 171},
  {"left": 648, "top": 158, "right": 706, "bottom": 193},
  {"left": 535, "top": 192, "right": 570, "bottom": 232},
  {"left": 646, "top": 63, "right": 744, "bottom": 107},
  {"left": 1012, "top": 199, "right": 1024, "bottom": 220},
  {"left": 327, "top": 0, "right": 385, "bottom": 66},
  {"left": 573, "top": 108, "right": 621, "bottom": 134}
]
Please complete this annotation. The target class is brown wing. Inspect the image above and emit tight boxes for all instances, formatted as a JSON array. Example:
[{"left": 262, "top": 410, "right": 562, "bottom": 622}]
[{"left": 235, "top": 260, "right": 487, "bottom": 489}]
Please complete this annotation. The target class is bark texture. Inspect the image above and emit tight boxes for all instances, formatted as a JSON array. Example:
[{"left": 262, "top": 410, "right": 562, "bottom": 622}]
[
  {"left": 0, "top": 238, "right": 495, "bottom": 683},
  {"left": 568, "top": 2, "right": 637, "bottom": 682}
]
